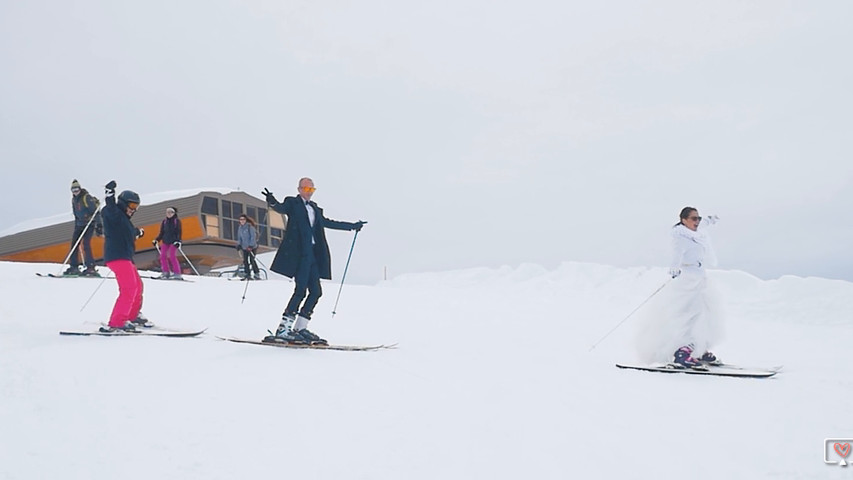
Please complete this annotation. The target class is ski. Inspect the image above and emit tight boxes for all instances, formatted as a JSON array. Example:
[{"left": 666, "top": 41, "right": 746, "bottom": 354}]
[
  {"left": 60, "top": 328, "right": 207, "bottom": 337},
  {"left": 36, "top": 272, "right": 105, "bottom": 279},
  {"left": 615, "top": 363, "right": 778, "bottom": 378},
  {"left": 216, "top": 336, "right": 396, "bottom": 351},
  {"left": 142, "top": 276, "right": 194, "bottom": 282}
]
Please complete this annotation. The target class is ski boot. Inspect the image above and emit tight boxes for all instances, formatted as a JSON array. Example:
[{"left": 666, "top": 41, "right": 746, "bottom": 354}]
[
  {"left": 294, "top": 328, "right": 327, "bottom": 345},
  {"left": 699, "top": 351, "right": 722, "bottom": 366},
  {"left": 156, "top": 272, "right": 171, "bottom": 280},
  {"left": 81, "top": 266, "right": 99, "bottom": 277},
  {"left": 263, "top": 313, "right": 306, "bottom": 344},
  {"left": 672, "top": 346, "right": 704, "bottom": 368},
  {"left": 130, "top": 312, "right": 154, "bottom": 328},
  {"left": 172, "top": 273, "right": 183, "bottom": 281},
  {"left": 63, "top": 266, "right": 80, "bottom": 276},
  {"left": 99, "top": 322, "right": 139, "bottom": 333}
]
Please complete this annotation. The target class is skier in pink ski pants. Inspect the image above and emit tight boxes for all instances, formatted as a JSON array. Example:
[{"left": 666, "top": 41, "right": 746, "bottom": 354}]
[{"left": 100, "top": 180, "right": 146, "bottom": 332}]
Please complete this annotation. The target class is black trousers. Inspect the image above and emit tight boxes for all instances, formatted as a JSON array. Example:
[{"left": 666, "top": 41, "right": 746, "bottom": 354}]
[
  {"left": 241, "top": 248, "right": 259, "bottom": 276},
  {"left": 285, "top": 250, "right": 322, "bottom": 319},
  {"left": 70, "top": 225, "right": 95, "bottom": 268}
]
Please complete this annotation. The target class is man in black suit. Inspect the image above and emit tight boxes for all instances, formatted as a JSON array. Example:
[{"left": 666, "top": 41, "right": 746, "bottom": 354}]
[{"left": 262, "top": 177, "right": 365, "bottom": 344}]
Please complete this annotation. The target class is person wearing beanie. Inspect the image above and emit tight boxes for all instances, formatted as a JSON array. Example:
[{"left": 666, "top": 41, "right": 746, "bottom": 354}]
[
  {"left": 153, "top": 206, "right": 183, "bottom": 280},
  {"left": 65, "top": 179, "right": 102, "bottom": 276}
]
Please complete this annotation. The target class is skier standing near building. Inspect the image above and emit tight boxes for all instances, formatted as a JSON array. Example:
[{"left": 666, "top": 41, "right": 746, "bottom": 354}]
[
  {"left": 262, "top": 177, "right": 366, "bottom": 345},
  {"left": 635, "top": 207, "right": 725, "bottom": 367},
  {"left": 99, "top": 180, "right": 148, "bottom": 332},
  {"left": 66, "top": 179, "right": 102, "bottom": 276},
  {"left": 236, "top": 214, "right": 260, "bottom": 280},
  {"left": 153, "top": 206, "right": 183, "bottom": 280}
]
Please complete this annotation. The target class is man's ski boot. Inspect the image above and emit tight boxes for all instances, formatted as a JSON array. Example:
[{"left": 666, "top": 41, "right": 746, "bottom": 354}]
[
  {"left": 81, "top": 266, "right": 100, "bottom": 277},
  {"left": 294, "top": 328, "right": 328, "bottom": 345},
  {"left": 263, "top": 313, "right": 307, "bottom": 344},
  {"left": 172, "top": 273, "right": 183, "bottom": 281},
  {"left": 672, "top": 346, "right": 704, "bottom": 368},
  {"left": 156, "top": 272, "right": 171, "bottom": 280},
  {"left": 63, "top": 266, "right": 80, "bottom": 276}
]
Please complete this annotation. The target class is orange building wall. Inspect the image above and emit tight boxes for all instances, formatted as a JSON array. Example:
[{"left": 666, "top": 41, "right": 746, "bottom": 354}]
[{"left": 1, "top": 217, "right": 206, "bottom": 263}]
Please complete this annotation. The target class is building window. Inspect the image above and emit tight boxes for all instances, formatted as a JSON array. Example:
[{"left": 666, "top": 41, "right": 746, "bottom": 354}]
[
  {"left": 202, "top": 196, "right": 219, "bottom": 215},
  {"left": 222, "top": 200, "right": 232, "bottom": 219},
  {"left": 203, "top": 214, "right": 219, "bottom": 237},
  {"left": 222, "top": 219, "right": 235, "bottom": 240}
]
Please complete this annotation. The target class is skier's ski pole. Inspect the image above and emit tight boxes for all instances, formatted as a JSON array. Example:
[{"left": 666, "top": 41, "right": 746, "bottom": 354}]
[
  {"left": 240, "top": 250, "right": 251, "bottom": 304},
  {"left": 331, "top": 229, "right": 359, "bottom": 317},
  {"left": 59, "top": 205, "right": 101, "bottom": 275},
  {"left": 247, "top": 250, "right": 270, "bottom": 280},
  {"left": 177, "top": 245, "right": 201, "bottom": 276},
  {"left": 80, "top": 275, "right": 109, "bottom": 312},
  {"left": 588, "top": 278, "right": 672, "bottom": 351}
]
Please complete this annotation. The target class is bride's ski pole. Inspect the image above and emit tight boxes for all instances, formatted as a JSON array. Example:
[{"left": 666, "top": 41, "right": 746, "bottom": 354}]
[{"left": 589, "top": 278, "right": 672, "bottom": 351}]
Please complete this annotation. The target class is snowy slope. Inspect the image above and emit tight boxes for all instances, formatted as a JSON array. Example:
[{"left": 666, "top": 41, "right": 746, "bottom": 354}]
[{"left": 1, "top": 261, "right": 852, "bottom": 479}]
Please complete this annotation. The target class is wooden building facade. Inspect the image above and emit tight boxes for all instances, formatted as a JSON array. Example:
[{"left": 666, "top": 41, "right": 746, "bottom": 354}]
[{"left": 0, "top": 190, "right": 285, "bottom": 274}]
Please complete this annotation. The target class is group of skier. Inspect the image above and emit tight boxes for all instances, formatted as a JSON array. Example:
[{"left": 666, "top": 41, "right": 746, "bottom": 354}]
[
  {"left": 68, "top": 177, "right": 366, "bottom": 346},
  {"left": 64, "top": 176, "right": 722, "bottom": 363}
]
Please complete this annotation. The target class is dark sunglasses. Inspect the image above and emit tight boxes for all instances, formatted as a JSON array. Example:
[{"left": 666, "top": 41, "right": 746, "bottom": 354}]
[{"left": 688, "top": 216, "right": 702, "bottom": 222}]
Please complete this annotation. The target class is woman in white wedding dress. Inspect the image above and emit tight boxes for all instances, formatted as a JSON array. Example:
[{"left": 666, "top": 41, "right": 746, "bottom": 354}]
[{"left": 636, "top": 207, "right": 725, "bottom": 366}]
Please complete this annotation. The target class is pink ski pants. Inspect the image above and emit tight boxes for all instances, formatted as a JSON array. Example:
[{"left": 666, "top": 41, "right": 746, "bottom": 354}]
[{"left": 106, "top": 259, "right": 143, "bottom": 328}]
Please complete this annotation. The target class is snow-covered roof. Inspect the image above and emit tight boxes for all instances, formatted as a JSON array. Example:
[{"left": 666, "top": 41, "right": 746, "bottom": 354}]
[{"left": 0, "top": 187, "right": 241, "bottom": 238}]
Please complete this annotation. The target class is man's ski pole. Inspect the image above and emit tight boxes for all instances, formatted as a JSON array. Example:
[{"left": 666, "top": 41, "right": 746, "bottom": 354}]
[
  {"left": 588, "top": 278, "right": 672, "bottom": 351},
  {"left": 331, "top": 230, "right": 359, "bottom": 317},
  {"left": 59, "top": 205, "right": 101, "bottom": 275}
]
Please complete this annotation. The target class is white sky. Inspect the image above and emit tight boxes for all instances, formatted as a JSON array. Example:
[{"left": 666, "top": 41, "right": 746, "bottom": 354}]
[{"left": 2, "top": 0, "right": 851, "bottom": 283}]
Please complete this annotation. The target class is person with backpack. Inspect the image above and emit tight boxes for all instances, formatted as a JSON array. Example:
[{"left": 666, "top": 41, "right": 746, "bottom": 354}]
[
  {"left": 236, "top": 214, "right": 260, "bottom": 280},
  {"left": 66, "top": 179, "right": 102, "bottom": 276}
]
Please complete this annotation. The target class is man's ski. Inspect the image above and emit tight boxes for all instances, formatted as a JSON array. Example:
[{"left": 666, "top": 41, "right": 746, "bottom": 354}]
[
  {"left": 216, "top": 336, "right": 395, "bottom": 351},
  {"left": 615, "top": 363, "right": 778, "bottom": 378},
  {"left": 60, "top": 328, "right": 207, "bottom": 337}
]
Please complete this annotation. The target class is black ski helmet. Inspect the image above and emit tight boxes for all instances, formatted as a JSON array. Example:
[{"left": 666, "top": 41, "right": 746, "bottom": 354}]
[{"left": 117, "top": 190, "right": 141, "bottom": 209}]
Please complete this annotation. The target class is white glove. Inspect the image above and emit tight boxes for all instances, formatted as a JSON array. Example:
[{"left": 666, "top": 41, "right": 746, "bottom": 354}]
[
  {"left": 136, "top": 228, "right": 144, "bottom": 239},
  {"left": 669, "top": 268, "right": 681, "bottom": 278},
  {"left": 704, "top": 215, "right": 720, "bottom": 225}
]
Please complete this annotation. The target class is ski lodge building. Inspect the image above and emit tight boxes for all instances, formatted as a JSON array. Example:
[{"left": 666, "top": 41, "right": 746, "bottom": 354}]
[{"left": 0, "top": 189, "right": 283, "bottom": 275}]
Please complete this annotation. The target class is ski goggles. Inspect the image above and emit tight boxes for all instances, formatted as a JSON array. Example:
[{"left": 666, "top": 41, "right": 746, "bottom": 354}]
[
  {"left": 300, "top": 186, "right": 316, "bottom": 193},
  {"left": 126, "top": 201, "right": 139, "bottom": 211}
]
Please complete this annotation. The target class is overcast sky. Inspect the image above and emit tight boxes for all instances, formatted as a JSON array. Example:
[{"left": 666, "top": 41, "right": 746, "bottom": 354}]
[{"left": 2, "top": 1, "right": 851, "bottom": 284}]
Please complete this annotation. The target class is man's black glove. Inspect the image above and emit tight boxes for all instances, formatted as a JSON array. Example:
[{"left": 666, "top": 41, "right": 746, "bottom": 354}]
[
  {"left": 236, "top": 244, "right": 242, "bottom": 251},
  {"left": 261, "top": 188, "right": 278, "bottom": 206},
  {"left": 105, "top": 180, "right": 117, "bottom": 196},
  {"left": 353, "top": 220, "right": 367, "bottom": 232},
  {"left": 152, "top": 240, "right": 158, "bottom": 247},
  {"left": 94, "top": 223, "right": 104, "bottom": 236},
  {"left": 173, "top": 241, "right": 182, "bottom": 248},
  {"left": 136, "top": 228, "right": 144, "bottom": 239}
]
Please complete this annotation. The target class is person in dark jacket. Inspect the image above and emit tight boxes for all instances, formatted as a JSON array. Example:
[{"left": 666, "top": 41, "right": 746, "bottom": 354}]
[
  {"left": 100, "top": 180, "right": 147, "bottom": 332},
  {"left": 236, "top": 214, "right": 260, "bottom": 280},
  {"left": 153, "top": 206, "right": 183, "bottom": 280},
  {"left": 262, "top": 177, "right": 366, "bottom": 344},
  {"left": 66, "top": 179, "right": 102, "bottom": 276}
]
